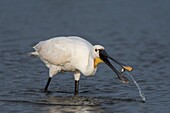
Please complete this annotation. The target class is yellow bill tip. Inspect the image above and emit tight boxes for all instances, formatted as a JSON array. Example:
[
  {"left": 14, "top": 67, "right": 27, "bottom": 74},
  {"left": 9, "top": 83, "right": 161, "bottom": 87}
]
[{"left": 123, "top": 66, "right": 133, "bottom": 72}]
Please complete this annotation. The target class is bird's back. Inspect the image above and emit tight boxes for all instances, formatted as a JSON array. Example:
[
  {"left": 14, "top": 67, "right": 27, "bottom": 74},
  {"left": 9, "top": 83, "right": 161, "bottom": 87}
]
[{"left": 33, "top": 36, "right": 93, "bottom": 68}]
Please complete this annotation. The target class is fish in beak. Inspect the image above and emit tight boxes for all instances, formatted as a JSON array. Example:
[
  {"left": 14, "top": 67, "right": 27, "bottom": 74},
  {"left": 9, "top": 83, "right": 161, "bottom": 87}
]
[{"left": 99, "top": 49, "right": 133, "bottom": 83}]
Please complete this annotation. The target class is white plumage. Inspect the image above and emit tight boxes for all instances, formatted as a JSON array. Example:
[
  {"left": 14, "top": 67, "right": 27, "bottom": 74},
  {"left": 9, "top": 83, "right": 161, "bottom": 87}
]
[
  {"left": 32, "top": 36, "right": 103, "bottom": 76},
  {"left": 30, "top": 36, "right": 132, "bottom": 95}
]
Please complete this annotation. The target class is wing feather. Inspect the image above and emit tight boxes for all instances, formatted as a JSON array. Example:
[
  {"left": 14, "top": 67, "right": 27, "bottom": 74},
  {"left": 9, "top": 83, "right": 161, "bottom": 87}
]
[
  {"left": 34, "top": 38, "right": 72, "bottom": 65},
  {"left": 33, "top": 36, "right": 93, "bottom": 70}
]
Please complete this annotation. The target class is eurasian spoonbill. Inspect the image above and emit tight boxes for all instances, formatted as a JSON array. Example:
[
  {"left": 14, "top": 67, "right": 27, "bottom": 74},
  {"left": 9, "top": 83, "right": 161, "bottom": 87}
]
[{"left": 29, "top": 36, "right": 132, "bottom": 95}]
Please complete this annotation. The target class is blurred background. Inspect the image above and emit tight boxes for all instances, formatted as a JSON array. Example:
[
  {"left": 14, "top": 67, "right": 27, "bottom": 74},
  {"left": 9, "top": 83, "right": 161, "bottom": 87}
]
[{"left": 0, "top": 0, "right": 170, "bottom": 113}]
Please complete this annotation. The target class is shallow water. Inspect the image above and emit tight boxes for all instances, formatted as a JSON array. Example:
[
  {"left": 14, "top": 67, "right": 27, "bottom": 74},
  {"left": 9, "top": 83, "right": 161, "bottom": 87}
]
[{"left": 0, "top": 0, "right": 170, "bottom": 113}]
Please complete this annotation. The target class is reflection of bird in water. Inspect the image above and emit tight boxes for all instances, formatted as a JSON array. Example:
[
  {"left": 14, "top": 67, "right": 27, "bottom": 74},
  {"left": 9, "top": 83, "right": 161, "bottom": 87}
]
[
  {"left": 47, "top": 96, "right": 103, "bottom": 113},
  {"left": 29, "top": 36, "right": 132, "bottom": 95},
  {"left": 48, "top": 105, "right": 101, "bottom": 113}
]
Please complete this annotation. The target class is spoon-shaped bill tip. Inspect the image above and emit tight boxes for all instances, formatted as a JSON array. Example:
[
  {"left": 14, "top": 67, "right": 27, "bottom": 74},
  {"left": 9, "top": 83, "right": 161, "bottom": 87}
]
[{"left": 123, "top": 66, "right": 133, "bottom": 72}]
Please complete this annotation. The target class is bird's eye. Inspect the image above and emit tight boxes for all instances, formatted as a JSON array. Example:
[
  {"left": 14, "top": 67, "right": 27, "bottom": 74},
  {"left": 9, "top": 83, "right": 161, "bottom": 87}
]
[{"left": 95, "top": 49, "right": 98, "bottom": 52}]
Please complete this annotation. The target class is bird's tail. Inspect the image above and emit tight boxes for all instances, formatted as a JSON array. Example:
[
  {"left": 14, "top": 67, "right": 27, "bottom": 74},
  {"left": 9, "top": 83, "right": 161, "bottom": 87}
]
[{"left": 27, "top": 51, "right": 39, "bottom": 57}]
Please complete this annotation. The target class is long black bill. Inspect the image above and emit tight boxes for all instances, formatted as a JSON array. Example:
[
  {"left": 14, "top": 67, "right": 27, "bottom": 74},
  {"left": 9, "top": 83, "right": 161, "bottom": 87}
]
[
  {"left": 100, "top": 50, "right": 133, "bottom": 72},
  {"left": 99, "top": 50, "right": 131, "bottom": 83}
]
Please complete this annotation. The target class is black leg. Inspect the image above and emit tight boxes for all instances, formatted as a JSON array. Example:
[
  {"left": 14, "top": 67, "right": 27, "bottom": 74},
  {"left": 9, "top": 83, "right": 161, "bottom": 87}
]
[
  {"left": 74, "top": 80, "right": 79, "bottom": 96},
  {"left": 44, "top": 77, "right": 52, "bottom": 92}
]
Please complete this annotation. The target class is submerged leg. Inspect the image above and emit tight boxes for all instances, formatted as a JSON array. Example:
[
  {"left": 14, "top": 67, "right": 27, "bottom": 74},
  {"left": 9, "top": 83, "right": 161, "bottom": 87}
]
[
  {"left": 74, "top": 80, "right": 79, "bottom": 96},
  {"left": 44, "top": 77, "right": 52, "bottom": 92},
  {"left": 74, "top": 71, "right": 81, "bottom": 96}
]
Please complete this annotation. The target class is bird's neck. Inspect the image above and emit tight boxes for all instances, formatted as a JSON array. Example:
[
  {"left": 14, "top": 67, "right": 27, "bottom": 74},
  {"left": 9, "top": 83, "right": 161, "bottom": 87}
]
[
  {"left": 80, "top": 52, "right": 97, "bottom": 76},
  {"left": 86, "top": 54, "right": 97, "bottom": 75}
]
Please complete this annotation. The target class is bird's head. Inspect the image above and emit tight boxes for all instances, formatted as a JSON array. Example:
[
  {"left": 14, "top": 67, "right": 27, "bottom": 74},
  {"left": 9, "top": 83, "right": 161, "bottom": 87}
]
[{"left": 92, "top": 45, "right": 133, "bottom": 84}]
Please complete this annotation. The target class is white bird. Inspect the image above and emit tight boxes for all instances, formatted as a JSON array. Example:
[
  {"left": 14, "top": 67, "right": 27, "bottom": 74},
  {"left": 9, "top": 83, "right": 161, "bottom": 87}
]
[{"left": 29, "top": 36, "right": 132, "bottom": 95}]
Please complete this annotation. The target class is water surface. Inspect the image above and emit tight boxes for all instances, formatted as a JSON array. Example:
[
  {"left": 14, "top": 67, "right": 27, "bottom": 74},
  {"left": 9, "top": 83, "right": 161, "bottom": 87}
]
[{"left": 0, "top": 0, "right": 170, "bottom": 113}]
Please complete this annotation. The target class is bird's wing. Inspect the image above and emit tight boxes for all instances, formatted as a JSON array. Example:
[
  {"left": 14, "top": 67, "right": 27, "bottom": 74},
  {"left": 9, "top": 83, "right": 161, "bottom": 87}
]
[{"left": 33, "top": 39, "right": 72, "bottom": 66}]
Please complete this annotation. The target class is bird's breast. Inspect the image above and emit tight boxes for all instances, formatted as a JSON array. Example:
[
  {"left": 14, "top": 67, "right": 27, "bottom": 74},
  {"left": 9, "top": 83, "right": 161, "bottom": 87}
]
[{"left": 60, "top": 63, "right": 76, "bottom": 72}]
